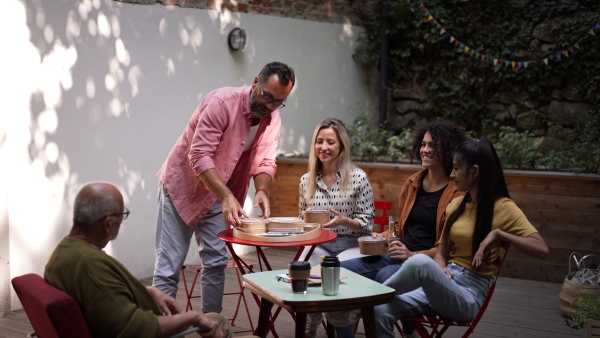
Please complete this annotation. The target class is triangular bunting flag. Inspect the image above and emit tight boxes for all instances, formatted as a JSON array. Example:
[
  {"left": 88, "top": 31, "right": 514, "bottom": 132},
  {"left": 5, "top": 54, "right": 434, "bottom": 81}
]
[
  {"left": 476, "top": 52, "right": 480, "bottom": 58},
  {"left": 523, "top": 62, "right": 529, "bottom": 68},
  {"left": 454, "top": 40, "right": 460, "bottom": 47},
  {"left": 589, "top": 29, "right": 595, "bottom": 36},
  {"left": 543, "top": 58, "right": 549, "bottom": 65},
  {"left": 464, "top": 46, "right": 470, "bottom": 52},
  {"left": 427, "top": 15, "right": 433, "bottom": 21},
  {"left": 440, "top": 28, "right": 446, "bottom": 35},
  {"left": 574, "top": 43, "right": 580, "bottom": 49},
  {"left": 432, "top": 20, "right": 438, "bottom": 25},
  {"left": 556, "top": 54, "right": 562, "bottom": 61},
  {"left": 596, "top": 23, "right": 600, "bottom": 29},
  {"left": 563, "top": 50, "right": 569, "bottom": 57},
  {"left": 420, "top": 6, "right": 427, "bottom": 12},
  {"left": 517, "top": 62, "right": 522, "bottom": 69},
  {"left": 450, "top": 37, "right": 456, "bottom": 43},
  {"left": 499, "top": 60, "right": 505, "bottom": 65},
  {"left": 444, "top": 33, "right": 451, "bottom": 38},
  {"left": 568, "top": 47, "right": 574, "bottom": 53},
  {"left": 423, "top": 10, "right": 430, "bottom": 16},
  {"left": 493, "top": 59, "right": 498, "bottom": 66},
  {"left": 459, "top": 43, "right": 465, "bottom": 49},
  {"left": 505, "top": 61, "right": 510, "bottom": 68},
  {"left": 511, "top": 61, "right": 516, "bottom": 69},
  {"left": 481, "top": 54, "right": 486, "bottom": 61}
]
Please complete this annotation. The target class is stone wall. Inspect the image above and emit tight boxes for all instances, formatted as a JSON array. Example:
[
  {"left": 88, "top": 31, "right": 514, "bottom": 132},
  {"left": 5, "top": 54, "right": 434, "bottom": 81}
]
[{"left": 115, "top": 0, "right": 377, "bottom": 25}]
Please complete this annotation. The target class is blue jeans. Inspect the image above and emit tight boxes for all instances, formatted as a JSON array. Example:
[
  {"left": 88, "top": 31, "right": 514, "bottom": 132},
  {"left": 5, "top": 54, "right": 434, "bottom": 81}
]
[
  {"left": 333, "top": 255, "right": 411, "bottom": 336},
  {"left": 375, "top": 254, "right": 493, "bottom": 338}
]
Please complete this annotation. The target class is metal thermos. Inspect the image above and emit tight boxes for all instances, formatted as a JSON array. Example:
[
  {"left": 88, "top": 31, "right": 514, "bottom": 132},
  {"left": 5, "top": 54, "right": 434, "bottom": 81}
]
[{"left": 321, "top": 256, "right": 340, "bottom": 296}]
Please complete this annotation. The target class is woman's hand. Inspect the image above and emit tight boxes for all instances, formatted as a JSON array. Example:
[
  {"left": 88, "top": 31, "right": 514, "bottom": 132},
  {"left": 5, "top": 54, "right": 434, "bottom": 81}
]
[
  {"left": 472, "top": 229, "right": 500, "bottom": 268},
  {"left": 388, "top": 241, "right": 414, "bottom": 260},
  {"left": 371, "top": 232, "right": 385, "bottom": 240},
  {"left": 321, "top": 208, "right": 347, "bottom": 228},
  {"left": 441, "top": 266, "right": 454, "bottom": 280}
]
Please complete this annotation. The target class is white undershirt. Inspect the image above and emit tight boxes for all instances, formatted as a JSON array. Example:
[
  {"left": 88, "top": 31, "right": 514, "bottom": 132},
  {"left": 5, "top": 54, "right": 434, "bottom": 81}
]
[{"left": 243, "top": 124, "right": 259, "bottom": 152}]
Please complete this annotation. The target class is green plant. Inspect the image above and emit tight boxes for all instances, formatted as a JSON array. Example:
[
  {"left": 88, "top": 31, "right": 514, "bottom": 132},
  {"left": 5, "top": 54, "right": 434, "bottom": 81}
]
[
  {"left": 566, "top": 296, "right": 600, "bottom": 329},
  {"left": 387, "top": 128, "right": 412, "bottom": 162},
  {"left": 494, "top": 127, "right": 541, "bottom": 170},
  {"left": 346, "top": 107, "right": 388, "bottom": 162}
]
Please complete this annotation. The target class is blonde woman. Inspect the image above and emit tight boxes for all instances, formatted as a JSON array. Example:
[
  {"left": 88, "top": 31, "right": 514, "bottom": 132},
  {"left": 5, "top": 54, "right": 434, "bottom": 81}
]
[{"left": 299, "top": 117, "right": 375, "bottom": 337}]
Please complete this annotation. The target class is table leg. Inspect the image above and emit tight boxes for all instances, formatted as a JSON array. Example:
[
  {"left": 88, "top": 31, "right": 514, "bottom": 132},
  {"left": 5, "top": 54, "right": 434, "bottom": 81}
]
[
  {"left": 256, "top": 247, "right": 272, "bottom": 270},
  {"left": 293, "top": 244, "right": 318, "bottom": 261},
  {"left": 294, "top": 312, "right": 307, "bottom": 338},
  {"left": 360, "top": 306, "right": 377, "bottom": 338},
  {"left": 225, "top": 242, "right": 262, "bottom": 307},
  {"left": 256, "top": 298, "right": 274, "bottom": 338}
]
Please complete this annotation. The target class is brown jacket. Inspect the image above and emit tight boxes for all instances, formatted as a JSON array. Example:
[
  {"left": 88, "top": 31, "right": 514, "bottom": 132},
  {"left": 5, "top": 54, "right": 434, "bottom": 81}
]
[{"left": 380, "top": 169, "right": 464, "bottom": 258}]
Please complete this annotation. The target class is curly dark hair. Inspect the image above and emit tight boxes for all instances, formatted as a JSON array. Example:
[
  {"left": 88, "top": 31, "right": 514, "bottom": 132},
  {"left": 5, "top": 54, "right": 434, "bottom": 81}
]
[{"left": 411, "top": 121, "right": 468, "bottom": 176}]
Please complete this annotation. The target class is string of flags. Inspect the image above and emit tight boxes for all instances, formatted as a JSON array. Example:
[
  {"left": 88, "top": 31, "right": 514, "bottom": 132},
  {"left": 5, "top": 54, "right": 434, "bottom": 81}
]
[{"left": 407, "top": 0, "right": 600, "bottom": 71}]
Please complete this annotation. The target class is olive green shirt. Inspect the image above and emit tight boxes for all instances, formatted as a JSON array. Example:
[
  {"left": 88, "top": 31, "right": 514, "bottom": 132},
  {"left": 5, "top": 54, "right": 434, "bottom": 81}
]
[{"left": 45, "top": 237, "right": 162, "bottom": 338}]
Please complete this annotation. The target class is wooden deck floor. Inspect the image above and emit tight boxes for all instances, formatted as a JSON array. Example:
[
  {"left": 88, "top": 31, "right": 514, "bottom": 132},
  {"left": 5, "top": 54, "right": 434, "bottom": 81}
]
[{"left": 0, "top": 247, "right": 587, "bottom": 338}]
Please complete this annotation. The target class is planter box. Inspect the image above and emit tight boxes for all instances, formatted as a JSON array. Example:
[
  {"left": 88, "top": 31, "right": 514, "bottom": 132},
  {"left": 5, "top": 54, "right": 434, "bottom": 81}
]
[{"left": 271, "top": 158, "right": 600, "bottom": 283}]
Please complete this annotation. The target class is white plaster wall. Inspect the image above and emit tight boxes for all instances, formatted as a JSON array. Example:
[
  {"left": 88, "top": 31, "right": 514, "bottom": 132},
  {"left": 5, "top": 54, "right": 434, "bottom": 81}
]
[{"left": 0, "top": 0, "right": 375, "bottom": 311}]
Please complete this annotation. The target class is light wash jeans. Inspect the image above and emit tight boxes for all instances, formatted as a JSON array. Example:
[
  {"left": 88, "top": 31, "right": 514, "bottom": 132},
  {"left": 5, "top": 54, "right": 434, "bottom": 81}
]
[
  {"left": 298, "top": 234, "right": 367, "bottom": 267},
  {"left": 153, "top": 182, "right": 229, "bottom": 313},
  {"left": 375, "top": 254, "right": 493, "bottom": 338},
  {"left": 300, "top": 234, "right": 366, "bottom": 338},
  {"left": 330, "top": 255, "right": 406, "bottom": 337}
]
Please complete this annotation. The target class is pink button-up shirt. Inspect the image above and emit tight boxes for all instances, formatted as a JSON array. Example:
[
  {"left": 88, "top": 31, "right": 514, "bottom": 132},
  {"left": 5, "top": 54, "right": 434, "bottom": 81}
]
[{"left": 157, "top": 85, "right": 280, "bottom": 227}]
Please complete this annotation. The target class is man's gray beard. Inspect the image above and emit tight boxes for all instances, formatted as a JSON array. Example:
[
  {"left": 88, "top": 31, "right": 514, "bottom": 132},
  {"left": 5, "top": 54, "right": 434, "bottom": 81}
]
[{"left": 251, "top": 108, "right": 269, "bottom": 119}]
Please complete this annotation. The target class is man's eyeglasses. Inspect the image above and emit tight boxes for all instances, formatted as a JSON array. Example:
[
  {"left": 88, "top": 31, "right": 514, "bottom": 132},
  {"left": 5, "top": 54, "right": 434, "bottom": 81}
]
[
  {"left": 258, "top": 82, "right": 286, "bottom": 109},
  {"left": 97, "top": 207, "right": 130, "bottom": 222}
]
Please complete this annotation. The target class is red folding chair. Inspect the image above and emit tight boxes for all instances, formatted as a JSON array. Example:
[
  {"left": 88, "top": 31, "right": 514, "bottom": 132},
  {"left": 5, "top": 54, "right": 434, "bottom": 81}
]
[
  {"left": 403, "top": 242, "right": 511, "bottom": 337},
  {"left": 374, "top": 201, "right": 393, "bottom": 233}
]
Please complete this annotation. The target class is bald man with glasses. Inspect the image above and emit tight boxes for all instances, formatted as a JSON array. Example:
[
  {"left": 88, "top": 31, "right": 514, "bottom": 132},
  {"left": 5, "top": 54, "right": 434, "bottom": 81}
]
[
  {"left": 45, "top": 182, "right": 231, "bottom": 338},
  {"left": 153, "top": 61, "right": 296, "bottom": 314}
]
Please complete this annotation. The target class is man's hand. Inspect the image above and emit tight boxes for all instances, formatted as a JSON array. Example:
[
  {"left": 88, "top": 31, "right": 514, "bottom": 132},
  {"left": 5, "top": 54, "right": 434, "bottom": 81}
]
[
  {"left": 146, "top": 286, "right": 180, "bottom": 315},
  {"left": 221, "top": 194, "right": 248, "bottom": 226},
  {"left": 254, "top": 190, "right": 270, "bottom": 218},
  {"left": 194, "top": 313, "right": 223, "bottom": 338}
]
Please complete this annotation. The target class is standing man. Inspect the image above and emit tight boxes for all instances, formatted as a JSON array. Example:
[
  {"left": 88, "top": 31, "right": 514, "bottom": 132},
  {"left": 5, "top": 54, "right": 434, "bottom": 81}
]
[{"left": 153, "top": 62, "right": 296, "bottom": 314}]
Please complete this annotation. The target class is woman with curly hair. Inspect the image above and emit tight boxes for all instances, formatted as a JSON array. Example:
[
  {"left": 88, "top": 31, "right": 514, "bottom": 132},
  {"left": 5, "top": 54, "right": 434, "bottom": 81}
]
[{"left": 328, "top": 120, "right": 468, "bottom": 338}]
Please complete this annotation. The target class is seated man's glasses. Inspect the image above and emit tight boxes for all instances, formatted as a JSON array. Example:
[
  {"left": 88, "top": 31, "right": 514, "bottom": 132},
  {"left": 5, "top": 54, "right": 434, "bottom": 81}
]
[
  {"left": 259, "top": 82, "right": 286, "bottom": 109},
  {"left": 97, "top": 207, "right": 130, "bottom": 222}
]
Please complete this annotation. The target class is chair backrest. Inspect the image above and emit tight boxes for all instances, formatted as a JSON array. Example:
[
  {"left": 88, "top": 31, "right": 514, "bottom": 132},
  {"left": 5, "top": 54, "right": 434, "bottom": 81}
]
[
  {"left": 11, "top": 273, "right": 93, "bottom": 338},
  {"left": 374, "top": 201, "right": 392, "bottom": 233}
]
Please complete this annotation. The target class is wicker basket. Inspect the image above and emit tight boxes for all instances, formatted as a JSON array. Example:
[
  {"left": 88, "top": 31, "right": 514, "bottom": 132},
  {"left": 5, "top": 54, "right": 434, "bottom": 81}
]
[{"left": 559, "top": 253, "right": 600, "bottom": 319}]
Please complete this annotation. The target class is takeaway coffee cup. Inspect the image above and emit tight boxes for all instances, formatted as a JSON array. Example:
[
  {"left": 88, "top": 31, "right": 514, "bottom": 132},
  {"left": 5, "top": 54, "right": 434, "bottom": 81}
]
[{"left": 288, "top": 261, "right": 311, "bottom": 294}]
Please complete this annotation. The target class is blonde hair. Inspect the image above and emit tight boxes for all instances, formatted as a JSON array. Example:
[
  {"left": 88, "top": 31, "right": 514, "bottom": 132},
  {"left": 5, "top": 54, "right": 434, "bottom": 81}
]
[{"left": 304, "top": 118, "right": 354, "bottom": 204}]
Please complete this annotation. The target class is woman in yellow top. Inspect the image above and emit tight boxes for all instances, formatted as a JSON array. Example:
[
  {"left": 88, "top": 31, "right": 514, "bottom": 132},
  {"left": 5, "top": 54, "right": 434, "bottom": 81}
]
[{"left": 374, "top": 137, "right": 549, "bottom": 338}]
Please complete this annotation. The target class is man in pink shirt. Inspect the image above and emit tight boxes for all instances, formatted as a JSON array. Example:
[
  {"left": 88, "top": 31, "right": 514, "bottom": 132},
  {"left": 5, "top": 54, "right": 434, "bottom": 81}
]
[{"left": 153, "top": 62, "right": 295, "bottom": 313}]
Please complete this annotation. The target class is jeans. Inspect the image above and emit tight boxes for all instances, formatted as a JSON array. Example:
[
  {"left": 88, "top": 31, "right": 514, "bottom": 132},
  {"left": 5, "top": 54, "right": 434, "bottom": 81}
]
[
  {"left": 153, "top": 182, "right": 229, "bottom": 313},
  {"left": 299, "top": 234, "right": 367, "bottom": 267},
  {"left": 375, "top": 255, "right": 493, "bottom": 338},
  {"left": 332, "top": 255, "right": 411, "bottom": 336}
]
